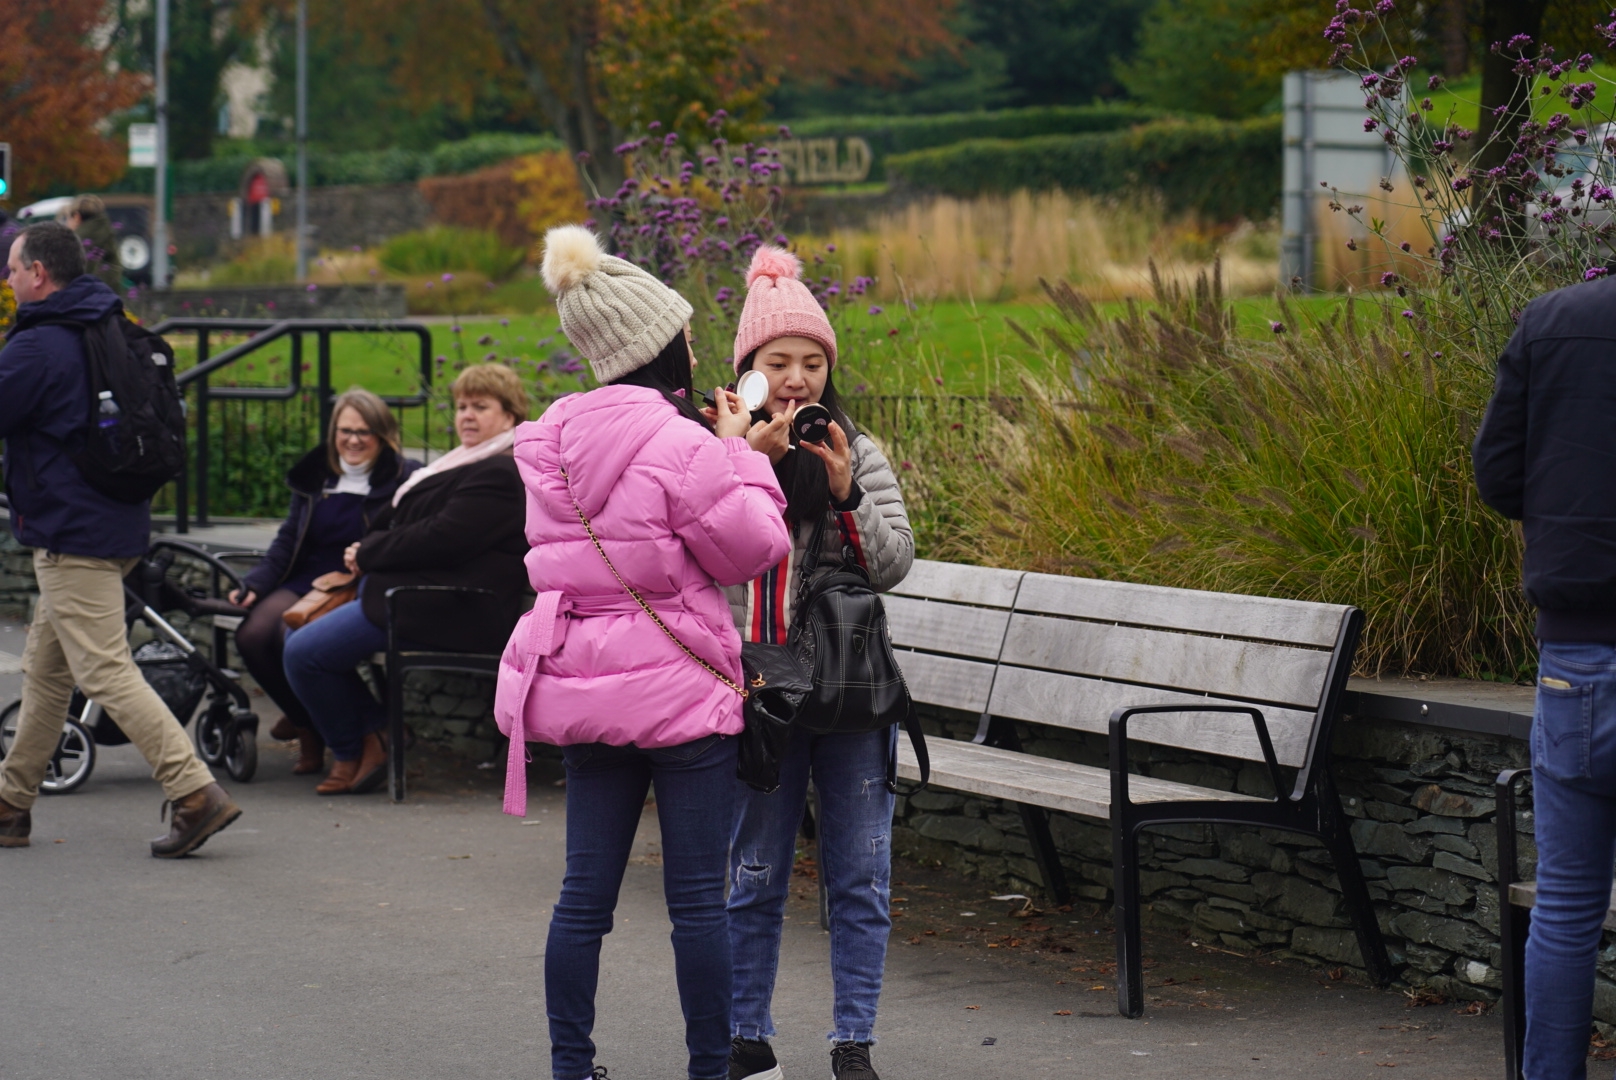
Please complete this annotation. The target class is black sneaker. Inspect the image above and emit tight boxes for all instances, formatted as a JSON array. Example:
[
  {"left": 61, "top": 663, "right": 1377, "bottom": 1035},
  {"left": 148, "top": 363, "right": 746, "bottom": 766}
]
[
  {"left": 830, "top": 1042, "right": 879, "bottom": 1080},
  {"left": 730, "top": 1036, "right": 783, "bottom": 1080}
]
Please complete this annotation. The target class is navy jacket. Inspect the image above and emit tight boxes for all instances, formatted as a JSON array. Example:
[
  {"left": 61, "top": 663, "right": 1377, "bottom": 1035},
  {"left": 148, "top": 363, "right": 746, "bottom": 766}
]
[
  {"left": 242, "top": 443, "right": 416, "bottom": 597},
  {"left": 0, "top": 276, "right": 150, "bottom": 558},
  {"left": 1474, "top": 276, "right": 1616, "bottom": 640}
]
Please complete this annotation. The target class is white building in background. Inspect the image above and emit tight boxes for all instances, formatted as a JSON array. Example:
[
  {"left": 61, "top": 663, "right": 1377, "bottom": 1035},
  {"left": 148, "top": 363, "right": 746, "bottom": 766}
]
[{"left": 219, "top": 58, "right": 271, "bottom": 139}]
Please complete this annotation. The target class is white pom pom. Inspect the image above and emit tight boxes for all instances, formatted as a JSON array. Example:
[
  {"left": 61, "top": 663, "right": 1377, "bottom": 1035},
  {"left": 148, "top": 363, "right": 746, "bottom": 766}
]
[{"left": 542, "top": 225, "right": 604, "bottom": 295}]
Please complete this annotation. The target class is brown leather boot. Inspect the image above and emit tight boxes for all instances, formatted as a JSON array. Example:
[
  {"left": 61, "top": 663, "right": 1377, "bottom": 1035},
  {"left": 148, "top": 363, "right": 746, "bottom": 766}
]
[
  {"left": 268, "top": 716, "right": 301, "bottom": 741},
  {"left": 347, "top": 732, "right": 388, "bottom": 795},
  {"left": 150, "top": 783, "right": 241, "bottom": 858},
  {"left": 293, "top": 728, "right": 326, "bottom": 775},
  {"left": 0, "top": 797, "right": 31, "bottom": 848},
  {"left": 316, "top": 758, "right": 360, "bottom": 796}
]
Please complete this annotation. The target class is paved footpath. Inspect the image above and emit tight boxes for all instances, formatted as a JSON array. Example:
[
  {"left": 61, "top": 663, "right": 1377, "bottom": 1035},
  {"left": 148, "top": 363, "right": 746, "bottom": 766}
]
[{"left": 0, "top": 699, "right": 1511, "bottom": 1080}]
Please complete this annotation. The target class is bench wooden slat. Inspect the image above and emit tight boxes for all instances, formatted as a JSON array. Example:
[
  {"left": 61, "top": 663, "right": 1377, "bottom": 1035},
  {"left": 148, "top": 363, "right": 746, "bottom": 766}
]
[
  {"left": 885, "top": 594, "right": 1011, "bottom": 661},
  {"left": 1000, "top": 613, "right": 1331, "bottom": 711},
  {"left": 887, "top": 560, "right": 1024, "bottom": 609},
  {"left": 893, "top": 649, "right": 997, "bottom": 714},
  {"left": 895, "top": 738, "right": 1267, "bottom": 819},
  {"left": 985, "top": 665, "right": 1315, "bottom": 768},
  {"left": 1508, "top": 881, "right": 1616, "bottom": 930},
  {"left": 1015, "top": 571, "right": 1349, "bottom": 649}
]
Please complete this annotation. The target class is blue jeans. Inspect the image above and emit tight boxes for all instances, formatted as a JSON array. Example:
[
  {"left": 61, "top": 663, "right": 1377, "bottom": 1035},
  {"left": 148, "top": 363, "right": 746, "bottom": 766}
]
[
  {"left": 1526, "top": 641, "right": 1616, "bottom": 1080},
  {"left": 547, "top": 735, "right": 737, "bottom": 1080},
  {"left": 281, "top": 598, "right": 387, "bottom": 761},
  {"left": 728, "top": 726, "right": 895, "bottom": 1045}
]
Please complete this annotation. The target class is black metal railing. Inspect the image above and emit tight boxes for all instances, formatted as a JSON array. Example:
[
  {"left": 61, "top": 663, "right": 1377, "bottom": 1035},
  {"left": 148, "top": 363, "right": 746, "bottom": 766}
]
[{"left": 153, "top": 318, "right": 435, "bottom": 531}]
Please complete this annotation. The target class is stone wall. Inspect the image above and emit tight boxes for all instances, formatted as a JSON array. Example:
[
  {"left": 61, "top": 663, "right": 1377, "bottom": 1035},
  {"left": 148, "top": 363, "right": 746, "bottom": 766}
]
[
  {"left": 895, "top": 704, "right": 1544, "bottom": 1010},
  {"left": 172, "top": 184, "right": 433, "bottom": 263}
]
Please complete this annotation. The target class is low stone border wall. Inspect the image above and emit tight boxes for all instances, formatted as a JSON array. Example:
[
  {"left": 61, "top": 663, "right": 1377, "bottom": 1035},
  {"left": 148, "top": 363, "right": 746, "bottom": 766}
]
[{"left": 896, "top": 705, "right": 1534, "bottom": 1010}]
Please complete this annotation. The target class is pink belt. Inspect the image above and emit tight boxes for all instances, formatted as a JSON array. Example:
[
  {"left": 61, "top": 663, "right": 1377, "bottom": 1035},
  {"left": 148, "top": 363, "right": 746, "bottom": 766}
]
[{"left": 501, "top": 590, "right": 684, "bottom": 817}]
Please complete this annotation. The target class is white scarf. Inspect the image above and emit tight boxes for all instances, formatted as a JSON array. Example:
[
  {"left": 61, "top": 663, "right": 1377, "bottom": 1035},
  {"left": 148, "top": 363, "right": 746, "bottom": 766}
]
[
  {"left": 392, "top": 427, "right": 516, "bottom": 507},
  {"left": 331, "top": 458, "right": 373, "bottom": 497}
]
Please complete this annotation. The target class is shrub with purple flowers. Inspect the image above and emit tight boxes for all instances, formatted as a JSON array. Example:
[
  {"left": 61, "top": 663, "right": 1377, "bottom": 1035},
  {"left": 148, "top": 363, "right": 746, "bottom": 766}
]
[{"left": 1326, "top": 2, "right": 1616, "bottom": 352}]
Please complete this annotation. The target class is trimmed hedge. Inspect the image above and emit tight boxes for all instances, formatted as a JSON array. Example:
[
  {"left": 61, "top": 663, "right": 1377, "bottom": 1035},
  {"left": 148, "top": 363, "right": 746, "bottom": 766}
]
[
  {"left": 112, "top": 133, "right": 565, "bottom": 196},
  {"left": 884, "top": 116, "right": 1282, "bottom": 222},
  {"left": 786, "top": 105, "right": 1171, "bottom": 182}
]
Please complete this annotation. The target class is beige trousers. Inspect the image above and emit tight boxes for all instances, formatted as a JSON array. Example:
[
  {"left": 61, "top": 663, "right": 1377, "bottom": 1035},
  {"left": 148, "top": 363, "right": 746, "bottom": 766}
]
[{"left": 0, "top": 551, "right": 214, "bottom": 810}]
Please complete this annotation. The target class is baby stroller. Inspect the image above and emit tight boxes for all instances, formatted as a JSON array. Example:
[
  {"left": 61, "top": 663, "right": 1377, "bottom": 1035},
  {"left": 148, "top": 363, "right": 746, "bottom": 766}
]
[{"left": 0, "top": 538, "right": 259, "bottom": 794}]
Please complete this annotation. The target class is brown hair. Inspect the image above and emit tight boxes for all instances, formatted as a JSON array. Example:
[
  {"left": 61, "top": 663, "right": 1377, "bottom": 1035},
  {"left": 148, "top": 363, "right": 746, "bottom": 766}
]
[
  {"left": 451, "top": 363, "right": 529, "bottom": 423},
  {"left": 70, "top": 194, "right": 107, "bottom": 221},
  {"left": 325, "top": 388, "right": 401, "bottom": 474}
]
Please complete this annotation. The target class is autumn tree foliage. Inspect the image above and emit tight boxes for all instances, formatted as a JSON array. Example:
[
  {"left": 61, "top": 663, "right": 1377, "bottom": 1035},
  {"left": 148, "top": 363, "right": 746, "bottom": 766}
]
[
  {"left": 0, "top": 0, "right": 147, "bottom": 206},
  {"left": 301, "top": 0, "right": 956, "bottom": 196}
]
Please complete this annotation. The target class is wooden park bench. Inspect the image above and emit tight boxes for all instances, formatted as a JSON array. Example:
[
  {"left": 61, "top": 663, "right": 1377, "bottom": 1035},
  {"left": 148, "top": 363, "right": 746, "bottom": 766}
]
[{"left": 885, "top": 558, "right": 1393, "bottom": 1017}]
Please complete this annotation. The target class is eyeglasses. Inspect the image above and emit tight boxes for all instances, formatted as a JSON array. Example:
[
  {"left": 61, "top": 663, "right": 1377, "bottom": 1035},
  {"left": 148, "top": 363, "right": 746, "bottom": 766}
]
[{"left": 336, "top": 427, "right": 375, "bottom": 441}]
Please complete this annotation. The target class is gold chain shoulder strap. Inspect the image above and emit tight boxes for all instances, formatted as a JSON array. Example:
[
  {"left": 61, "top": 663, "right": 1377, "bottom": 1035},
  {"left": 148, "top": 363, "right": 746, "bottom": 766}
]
[{"left": 560, "top": 468, "right": 748, "bottom": 700}]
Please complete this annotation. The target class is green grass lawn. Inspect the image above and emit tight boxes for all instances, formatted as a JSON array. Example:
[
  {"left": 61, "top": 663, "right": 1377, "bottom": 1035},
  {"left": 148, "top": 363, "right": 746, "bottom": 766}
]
[{"left": 166, "top": 293, "right": 1354, "bottom": 410}]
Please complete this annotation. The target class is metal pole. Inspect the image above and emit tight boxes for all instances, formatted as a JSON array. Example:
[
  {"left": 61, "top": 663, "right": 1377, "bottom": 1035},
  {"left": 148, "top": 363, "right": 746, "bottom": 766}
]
[
  {"left": 295, "top": 0, "right": 309, "bottom": 283},
  {"left": 153, "top": 0, "right": 170, "bottom": 290}
]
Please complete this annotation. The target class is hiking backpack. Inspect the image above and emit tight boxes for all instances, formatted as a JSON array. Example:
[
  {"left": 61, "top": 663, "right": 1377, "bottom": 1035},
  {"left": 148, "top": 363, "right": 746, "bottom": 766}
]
[{"left": 43, "top": 306, "right": 187, "bottom": 503}]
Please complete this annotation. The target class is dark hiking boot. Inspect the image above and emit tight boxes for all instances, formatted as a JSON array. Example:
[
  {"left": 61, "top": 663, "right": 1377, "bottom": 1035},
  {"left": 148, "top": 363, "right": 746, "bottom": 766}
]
[
  {"left": 730, "top": 1036, "right": 783, "bottom": 1080},
  {"left": 830, "top": 1042, "right": 879, "bottom": 1080},
  {"left": 150, "top": 783, "right": 241, "bottom": 858},
  {"left": 0, "top": 797, "right": 31, "bottom": 848}
]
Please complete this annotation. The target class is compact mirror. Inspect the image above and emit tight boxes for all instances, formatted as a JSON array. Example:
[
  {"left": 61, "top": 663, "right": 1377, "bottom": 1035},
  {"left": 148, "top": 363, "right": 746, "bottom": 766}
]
[
  {"left": 793, "top": 402, "right": 834, "bottom": 444},
  {"left": 736, "top": 369, "right": 770, "bottom": 412}
]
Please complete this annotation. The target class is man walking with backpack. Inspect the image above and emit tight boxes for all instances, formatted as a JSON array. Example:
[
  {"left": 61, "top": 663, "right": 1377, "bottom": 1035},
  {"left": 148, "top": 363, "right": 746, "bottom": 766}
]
[{"left": 0, "top": 221, "right": 241, "bottom": 856}]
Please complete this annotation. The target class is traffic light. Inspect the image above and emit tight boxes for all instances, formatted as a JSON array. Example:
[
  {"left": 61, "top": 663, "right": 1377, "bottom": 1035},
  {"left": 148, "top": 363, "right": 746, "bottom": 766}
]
[{"left": 0, "top": 143, "right": 9, "bottom": 201}]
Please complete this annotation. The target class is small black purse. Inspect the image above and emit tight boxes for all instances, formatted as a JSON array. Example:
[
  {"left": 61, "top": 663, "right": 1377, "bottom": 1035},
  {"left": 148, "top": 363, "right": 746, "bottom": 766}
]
[{"left": 736, "top": 640, "right": 813, "bottom": 793}]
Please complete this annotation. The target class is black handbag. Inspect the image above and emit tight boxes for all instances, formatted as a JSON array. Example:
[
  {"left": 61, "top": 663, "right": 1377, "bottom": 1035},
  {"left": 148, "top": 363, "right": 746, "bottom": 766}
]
[
  {"left": 747, "top": 514, "right": 931, "bottom": 794},
  {"left": 736, "top": 640, "right": 813, "bottom": 793}
]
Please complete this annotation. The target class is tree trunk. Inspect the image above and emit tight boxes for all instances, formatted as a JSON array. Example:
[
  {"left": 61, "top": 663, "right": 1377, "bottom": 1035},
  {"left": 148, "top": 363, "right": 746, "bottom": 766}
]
[
  {"left": 1441, "top": 0, "right": 1469, "bottom": 78},
  {"left": 477, "top": 0, "right": 624, "bottom": 203},
  {"left": 1471, "top": 0, "right": 1549, "bottom": 233}
]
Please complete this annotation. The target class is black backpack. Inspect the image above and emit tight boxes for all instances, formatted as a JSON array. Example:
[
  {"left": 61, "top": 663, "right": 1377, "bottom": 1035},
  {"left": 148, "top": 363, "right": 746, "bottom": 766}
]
[
  {"left": 43, "top": 307, "right": 187, "bottom": 504},
  {"left": 790, "top": 518, "right": 930, "bottom": 792}
]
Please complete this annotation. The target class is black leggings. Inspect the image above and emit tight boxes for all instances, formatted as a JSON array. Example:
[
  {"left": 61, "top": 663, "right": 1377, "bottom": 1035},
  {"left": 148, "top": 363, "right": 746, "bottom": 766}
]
[{"left": 235, "top": 588, "right": 311, "bottom": 729}]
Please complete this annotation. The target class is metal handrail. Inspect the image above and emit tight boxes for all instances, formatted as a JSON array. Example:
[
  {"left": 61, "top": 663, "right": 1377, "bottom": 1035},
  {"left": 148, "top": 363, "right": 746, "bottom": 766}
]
[{"left": 151, "top": 318, "right": 435, "bottom": 532}]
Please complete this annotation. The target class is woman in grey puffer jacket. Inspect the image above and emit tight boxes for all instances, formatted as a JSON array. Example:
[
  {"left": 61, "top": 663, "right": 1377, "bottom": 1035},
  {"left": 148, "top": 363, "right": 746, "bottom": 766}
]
[{"left": 717, "top": 247, "right": 914, "bottom": 1080}]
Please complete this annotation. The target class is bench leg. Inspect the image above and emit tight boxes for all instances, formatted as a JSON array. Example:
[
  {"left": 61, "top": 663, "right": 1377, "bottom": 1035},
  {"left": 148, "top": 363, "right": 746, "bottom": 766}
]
[
  {"left": 1500, "top": 903, "right": 1529, "bottom": 1080},
  {"left": 1017, "top": 802, "right": 1071, "bottom": 907},
  {"left": 1322, "top": 812, "right": 1393, "bottom": 987},
  {"left": 1112, "top": 815, "right": 1146, "bottom": 1019},
  {"left": 387, "top": 664, "right": 406, "bottom": 803}
]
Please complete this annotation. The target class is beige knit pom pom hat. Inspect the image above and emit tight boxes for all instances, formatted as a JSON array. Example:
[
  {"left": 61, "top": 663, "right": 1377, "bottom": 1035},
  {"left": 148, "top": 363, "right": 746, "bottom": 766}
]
[{"left": 541, "top": 225, "right": 694, "bottom": 383}]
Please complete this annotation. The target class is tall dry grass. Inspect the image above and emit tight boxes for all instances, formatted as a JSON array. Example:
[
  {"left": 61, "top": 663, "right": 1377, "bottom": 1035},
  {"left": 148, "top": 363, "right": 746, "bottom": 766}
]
[
  {"left": 896, "top": 267, "right": 1531, "bottom": 678},
  {"left": 812, "top": 190, "right": 1277, "bottom": 303}
]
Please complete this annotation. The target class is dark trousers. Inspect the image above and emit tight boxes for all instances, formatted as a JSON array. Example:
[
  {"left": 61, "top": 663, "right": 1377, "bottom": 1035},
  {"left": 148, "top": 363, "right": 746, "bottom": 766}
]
[
  {"left": 234, "top": 588, "right": 310, "bottom": 729},
  {"left": 546, "top": 734, "right": 737, "bottom": 1080}
]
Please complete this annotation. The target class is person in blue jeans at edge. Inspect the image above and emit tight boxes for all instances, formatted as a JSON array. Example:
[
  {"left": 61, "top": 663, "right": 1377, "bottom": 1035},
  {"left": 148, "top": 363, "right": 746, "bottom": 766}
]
[
  {"left": 1474, "top": 271, "right": 1616, "bottom": 1080},
  {"left": 721, "top": 248, "right": 915, "bottom": 1080}
]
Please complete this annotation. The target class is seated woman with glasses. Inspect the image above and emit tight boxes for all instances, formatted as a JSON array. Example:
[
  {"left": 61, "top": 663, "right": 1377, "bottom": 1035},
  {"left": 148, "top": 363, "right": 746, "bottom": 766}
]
[
  {"left": 230, "top": 388, "right": 418, "bottom": 775},
  {"left": 281, "top": 364, "right": 531, "bottom": 796}
]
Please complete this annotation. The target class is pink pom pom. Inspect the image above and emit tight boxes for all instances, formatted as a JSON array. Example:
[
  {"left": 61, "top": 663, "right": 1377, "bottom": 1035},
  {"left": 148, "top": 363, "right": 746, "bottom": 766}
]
[{"left": 746, "top": 245, "right": 802, "bottom": 287}]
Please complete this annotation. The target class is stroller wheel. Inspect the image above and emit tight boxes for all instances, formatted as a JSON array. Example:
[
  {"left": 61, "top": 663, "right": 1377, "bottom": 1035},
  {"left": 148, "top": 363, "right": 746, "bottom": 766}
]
[
  {"left": 195, "top": 705, "right": 229, "bottom": 766},
  {"left": 223, "top": 711, "right": 256, "bottom": 779},
  {"left": 0, "top": 701, "right": 96, "bottom": 794}
]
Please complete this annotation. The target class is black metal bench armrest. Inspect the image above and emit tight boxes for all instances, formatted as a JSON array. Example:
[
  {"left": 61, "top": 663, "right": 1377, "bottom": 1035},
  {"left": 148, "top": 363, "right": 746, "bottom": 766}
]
[
  {"left": 382, "top": 585, "right": 501, "bottom": 656},
  {"left": 1496, "top": 768, "right": 1531, "bottom": 896},
  {"left": 1108, "top": 704, "right": 1285, "bottom": 810}
]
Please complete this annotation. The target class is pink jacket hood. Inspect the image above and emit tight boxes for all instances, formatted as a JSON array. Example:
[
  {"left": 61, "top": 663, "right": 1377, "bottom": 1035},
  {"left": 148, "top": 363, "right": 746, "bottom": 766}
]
[{"left": 494, "top": 385, "right": 790, "bottom": 815}]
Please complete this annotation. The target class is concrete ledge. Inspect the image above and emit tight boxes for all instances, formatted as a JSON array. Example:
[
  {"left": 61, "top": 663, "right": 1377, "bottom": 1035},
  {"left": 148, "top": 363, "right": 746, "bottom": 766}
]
[{"left": 1344, "top": 676, "right": 1534, "bottom": 741}]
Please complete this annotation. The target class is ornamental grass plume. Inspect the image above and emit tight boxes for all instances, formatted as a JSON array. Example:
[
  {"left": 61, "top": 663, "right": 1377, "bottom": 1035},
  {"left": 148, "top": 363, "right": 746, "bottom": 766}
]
[{"left": 906, "top": 264, "right": 1533, "bottom": 679}]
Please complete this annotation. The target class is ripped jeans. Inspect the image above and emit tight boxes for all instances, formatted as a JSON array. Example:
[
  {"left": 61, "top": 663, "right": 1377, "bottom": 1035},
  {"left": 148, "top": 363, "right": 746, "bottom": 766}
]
[{"left": 728, "top": 726, "right": 895, "bottom": 1045}]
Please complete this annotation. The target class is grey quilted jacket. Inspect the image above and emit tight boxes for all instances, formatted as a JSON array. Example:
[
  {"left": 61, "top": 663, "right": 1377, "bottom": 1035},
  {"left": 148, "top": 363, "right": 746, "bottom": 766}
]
[{"left": 724, "top": 432, "right": 914, "bottom": 641}]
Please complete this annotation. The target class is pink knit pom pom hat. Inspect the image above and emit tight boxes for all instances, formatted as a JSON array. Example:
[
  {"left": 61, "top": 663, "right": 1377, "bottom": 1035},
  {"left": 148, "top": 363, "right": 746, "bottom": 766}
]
[{"left": 731, "top": 246, "right": 838, "bottom": 373}]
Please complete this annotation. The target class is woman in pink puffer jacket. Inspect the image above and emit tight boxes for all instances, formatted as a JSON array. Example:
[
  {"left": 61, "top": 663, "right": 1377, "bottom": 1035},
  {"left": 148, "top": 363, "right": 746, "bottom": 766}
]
[{"left": 495, "top": 226, "right": 791, "bottom": 1080}]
